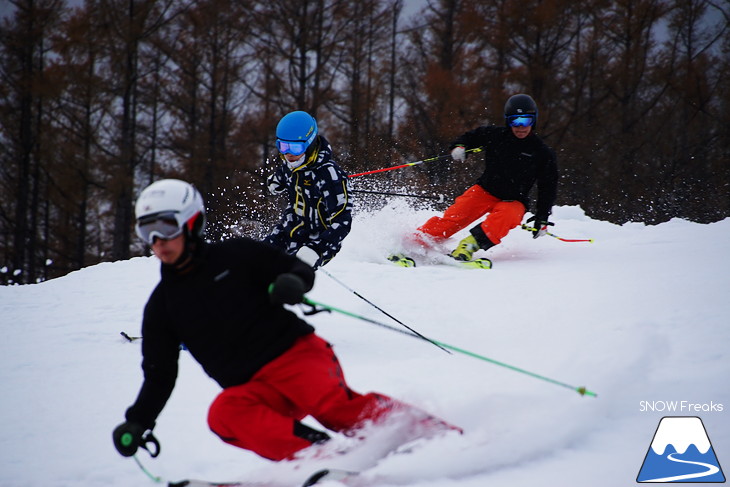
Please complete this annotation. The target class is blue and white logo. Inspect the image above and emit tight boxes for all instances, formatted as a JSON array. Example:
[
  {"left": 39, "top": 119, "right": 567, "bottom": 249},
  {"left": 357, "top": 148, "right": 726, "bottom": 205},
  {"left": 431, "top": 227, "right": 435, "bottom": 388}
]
[{"left": 637, "top": 416, "right": 725, "bottom": 483}]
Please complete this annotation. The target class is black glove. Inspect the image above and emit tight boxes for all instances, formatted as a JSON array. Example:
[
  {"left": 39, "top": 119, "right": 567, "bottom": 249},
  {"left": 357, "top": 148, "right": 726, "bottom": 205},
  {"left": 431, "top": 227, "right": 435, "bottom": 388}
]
[
  {"left": 113, "top": 421, "right": 160, "bottom": 458},
  {"left": 526, "top": 215, "right": 554, "bottom": 239},
  {"left": 112, "top": 421, "right": 146, "bottom": 457},
  {"left": 268, "top": 273, "right": 306, "bottom": 305}
]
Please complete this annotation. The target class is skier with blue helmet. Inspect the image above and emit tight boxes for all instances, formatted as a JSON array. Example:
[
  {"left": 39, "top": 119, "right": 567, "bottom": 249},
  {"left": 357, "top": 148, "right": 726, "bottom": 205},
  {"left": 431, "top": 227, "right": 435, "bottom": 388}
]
[{"left": 264, "top": 111, "right": 352, "bottom": 269}]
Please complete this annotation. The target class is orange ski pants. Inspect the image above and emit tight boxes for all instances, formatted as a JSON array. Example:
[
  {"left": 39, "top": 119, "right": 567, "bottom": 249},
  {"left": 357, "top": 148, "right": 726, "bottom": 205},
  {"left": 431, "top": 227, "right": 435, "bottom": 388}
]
[
  {"left": 207, "top": 333, "right": 398, "bottom": 461},
  {"left": 418, "top": 185, "right": 525, "bottom": 245}
]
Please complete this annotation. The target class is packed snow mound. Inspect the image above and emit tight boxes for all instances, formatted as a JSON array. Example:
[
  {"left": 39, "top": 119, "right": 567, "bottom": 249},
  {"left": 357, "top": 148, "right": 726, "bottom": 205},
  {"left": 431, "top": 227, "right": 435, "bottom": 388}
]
[{"left": 0, "top": 206, "right": 728, "bottom": 487}]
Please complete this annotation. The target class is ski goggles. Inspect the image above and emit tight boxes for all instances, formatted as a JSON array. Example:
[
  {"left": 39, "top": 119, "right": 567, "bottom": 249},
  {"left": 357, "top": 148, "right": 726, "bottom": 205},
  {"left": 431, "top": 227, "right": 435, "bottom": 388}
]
[
  {"left": 507, "top": 114, "right": 536, "bottom": 127},
  {"left": 276, "top": 139, "right": 308, "bottom": 156},
  {"left": 135, "top": 212, "right": 182, "bottom": 244}
]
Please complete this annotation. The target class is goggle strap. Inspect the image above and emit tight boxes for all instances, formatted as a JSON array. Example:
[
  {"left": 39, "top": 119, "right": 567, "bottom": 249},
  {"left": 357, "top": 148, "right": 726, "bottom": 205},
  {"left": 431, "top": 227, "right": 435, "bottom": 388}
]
[{"left": 185, "top": 211, "right": 203, "bottom": 233}]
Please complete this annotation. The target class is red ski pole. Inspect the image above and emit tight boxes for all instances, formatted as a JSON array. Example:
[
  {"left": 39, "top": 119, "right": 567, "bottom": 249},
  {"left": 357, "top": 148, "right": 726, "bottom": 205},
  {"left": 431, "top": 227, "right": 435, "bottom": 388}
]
[{"left": 348, "top": 148, "right": 482, "bottom": 178}]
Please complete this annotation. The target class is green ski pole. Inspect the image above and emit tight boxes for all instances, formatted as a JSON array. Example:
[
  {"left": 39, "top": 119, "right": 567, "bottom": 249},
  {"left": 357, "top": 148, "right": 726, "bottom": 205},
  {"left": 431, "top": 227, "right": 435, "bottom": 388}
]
[{"left": 302, "top": 297, "right": 597, "bottom": 398}]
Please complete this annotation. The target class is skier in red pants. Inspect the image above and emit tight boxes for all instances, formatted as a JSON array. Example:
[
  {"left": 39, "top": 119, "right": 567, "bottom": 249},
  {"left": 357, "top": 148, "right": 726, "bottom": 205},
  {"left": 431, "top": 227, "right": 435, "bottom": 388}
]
[
  {"left": 206, "top": 334, "right": 396, "bottom": 460},
  {"left": 399, "top": 94, "right": 558, "bottom": 265},
  {"left": 112, "top": 179, "right": 452, "bottom": 463}
]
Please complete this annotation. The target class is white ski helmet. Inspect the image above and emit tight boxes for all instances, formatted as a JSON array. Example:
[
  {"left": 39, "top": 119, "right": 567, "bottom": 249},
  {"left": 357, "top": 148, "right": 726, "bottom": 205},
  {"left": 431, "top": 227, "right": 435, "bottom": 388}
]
[{"left": 134, "top": 179, "right": 206, "bottom": 244}]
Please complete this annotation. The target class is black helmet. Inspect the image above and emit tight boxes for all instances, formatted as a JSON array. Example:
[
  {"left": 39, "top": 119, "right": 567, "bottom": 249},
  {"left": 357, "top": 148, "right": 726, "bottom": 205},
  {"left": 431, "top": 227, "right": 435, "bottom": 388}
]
[{"left": 504, "top": 94, "right": 538, "bottom": 128}]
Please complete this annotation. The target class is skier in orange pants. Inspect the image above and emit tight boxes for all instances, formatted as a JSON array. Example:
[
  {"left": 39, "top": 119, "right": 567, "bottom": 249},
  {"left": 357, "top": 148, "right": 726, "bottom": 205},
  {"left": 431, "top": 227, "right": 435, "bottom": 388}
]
[
  {"left": 413, "top": 94, "right": 558, "bottom": 262},
  {"left": 418, "top": 185, "right": 526, "bottom": 247}
]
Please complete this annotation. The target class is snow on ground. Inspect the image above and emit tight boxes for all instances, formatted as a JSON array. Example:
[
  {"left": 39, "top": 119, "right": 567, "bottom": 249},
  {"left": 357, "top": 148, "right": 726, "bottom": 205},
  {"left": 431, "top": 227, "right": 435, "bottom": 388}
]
[{"left": 1, "top": 203, "right": 728, "bottom": 486}]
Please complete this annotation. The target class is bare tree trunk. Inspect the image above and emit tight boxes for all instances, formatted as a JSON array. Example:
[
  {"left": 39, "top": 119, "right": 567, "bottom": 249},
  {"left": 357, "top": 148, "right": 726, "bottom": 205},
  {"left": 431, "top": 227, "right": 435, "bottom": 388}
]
[
  {"left": 12, "top": 3, "right": 37, "bottom": 283},
  {"left": 111, "top": 0, "right": 140, "bottom": 261}
]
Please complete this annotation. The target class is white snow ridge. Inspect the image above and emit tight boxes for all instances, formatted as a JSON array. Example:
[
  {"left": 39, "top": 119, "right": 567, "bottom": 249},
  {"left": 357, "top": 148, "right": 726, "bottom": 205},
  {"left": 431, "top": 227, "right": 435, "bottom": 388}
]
[{"left": 1, "top": 205, "right": 728, "bottom": 487}]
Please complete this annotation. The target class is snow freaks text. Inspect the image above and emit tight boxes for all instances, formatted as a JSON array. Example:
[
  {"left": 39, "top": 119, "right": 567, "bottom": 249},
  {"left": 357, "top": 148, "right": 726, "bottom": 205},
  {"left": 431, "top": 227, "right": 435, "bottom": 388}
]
[{"left": 639, "top": 401, "right": 724, "bottom": 413}]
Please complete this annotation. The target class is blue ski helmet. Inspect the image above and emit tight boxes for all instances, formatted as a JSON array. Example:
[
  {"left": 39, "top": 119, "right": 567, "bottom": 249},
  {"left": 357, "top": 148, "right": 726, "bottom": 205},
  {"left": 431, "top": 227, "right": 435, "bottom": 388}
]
[{"left": 276, "top": 111, "right": 318, "bottom": 156}]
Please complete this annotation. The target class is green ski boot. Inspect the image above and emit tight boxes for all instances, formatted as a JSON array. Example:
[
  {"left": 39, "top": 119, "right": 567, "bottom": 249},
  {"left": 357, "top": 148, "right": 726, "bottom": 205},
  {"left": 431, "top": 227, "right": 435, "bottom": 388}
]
[{"left": 449, "top": 235, "right": 479, "bottom": 261}]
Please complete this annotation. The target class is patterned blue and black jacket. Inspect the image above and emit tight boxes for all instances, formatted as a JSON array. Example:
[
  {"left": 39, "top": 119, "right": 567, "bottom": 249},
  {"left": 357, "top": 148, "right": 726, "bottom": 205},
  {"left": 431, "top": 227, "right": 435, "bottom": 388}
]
[{"left": 264, "top": 135, "right": 352, "bottom": 268}]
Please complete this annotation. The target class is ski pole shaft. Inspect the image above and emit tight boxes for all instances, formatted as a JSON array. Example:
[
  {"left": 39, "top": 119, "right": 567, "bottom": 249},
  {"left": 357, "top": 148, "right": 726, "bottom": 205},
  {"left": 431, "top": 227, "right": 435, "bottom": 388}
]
[
  {"left": 521, "top": 224, "right": 595, "bottom": 243},
  {"left": 348, "top": 148, "right": 483, "bottom": 178},
  {"left": 430, "top": 341, "right": 596, "bottom": 397},
  {"left": 302, "top": 297, "right": 597, "bottom": 398},
  {"left": 351, "top": 189, "right": 446, "bottom": 203},
  {"left": 318, "top": 269, "right": 450, "bottom": 354},
  {"left": 348, "top": 157, "right": 447, "bottom": 177},
  {"left": 133, "top": 455, "right": 163, "bottom": 483}
]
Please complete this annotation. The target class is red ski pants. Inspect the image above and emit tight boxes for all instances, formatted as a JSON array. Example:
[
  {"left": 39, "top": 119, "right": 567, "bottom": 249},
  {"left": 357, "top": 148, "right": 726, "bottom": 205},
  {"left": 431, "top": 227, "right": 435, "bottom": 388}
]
[
  {"left": 418, "top": 185, "right": 525, "bottom": 245},
  {"left": 207, "top": 334, "right": 398, "bottom": 461}
]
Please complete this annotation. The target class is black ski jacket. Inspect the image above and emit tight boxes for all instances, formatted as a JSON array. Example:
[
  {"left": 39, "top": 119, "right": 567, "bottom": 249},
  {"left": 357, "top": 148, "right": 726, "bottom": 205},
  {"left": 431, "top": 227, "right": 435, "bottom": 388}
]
[
  {"left": 125, "top": 238, "right": 315, "bottom": 430},
  {"left": 452, "top": 126, "right": 558, "bottom": 220}
]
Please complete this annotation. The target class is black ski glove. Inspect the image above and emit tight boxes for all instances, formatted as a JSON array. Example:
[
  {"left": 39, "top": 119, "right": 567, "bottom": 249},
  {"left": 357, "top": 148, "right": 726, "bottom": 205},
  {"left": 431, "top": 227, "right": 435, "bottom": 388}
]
[
  {"left": 268, "top": 273, "right": 306, "bottom": 305},
  {"left": 526, "top": 215, "right": 554, "bottom": 239},
  {"left": 113, "top": 421, "right": 160, "bottom": 458},
  {"left": 112, "top": 421, "right": 146, "bottom": 457}
]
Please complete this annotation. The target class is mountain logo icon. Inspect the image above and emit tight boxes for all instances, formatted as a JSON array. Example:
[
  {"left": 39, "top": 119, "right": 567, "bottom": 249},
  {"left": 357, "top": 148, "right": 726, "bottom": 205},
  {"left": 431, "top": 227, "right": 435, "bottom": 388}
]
[{"left": 637, "top": 416, "right": 725, "bottom": 483}]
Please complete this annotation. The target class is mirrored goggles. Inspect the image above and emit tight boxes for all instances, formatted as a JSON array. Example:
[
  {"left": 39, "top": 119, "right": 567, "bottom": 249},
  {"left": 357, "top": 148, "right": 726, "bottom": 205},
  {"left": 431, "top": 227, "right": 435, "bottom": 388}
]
[
  {"left": 507, "top": 114, "right": 535, "bottom": 127},
  {"left": 135, "top": 212, "right": 182, "bottom": 244},
  {"left": 276, "top": 139, "right": 308, "bottom": 156}
]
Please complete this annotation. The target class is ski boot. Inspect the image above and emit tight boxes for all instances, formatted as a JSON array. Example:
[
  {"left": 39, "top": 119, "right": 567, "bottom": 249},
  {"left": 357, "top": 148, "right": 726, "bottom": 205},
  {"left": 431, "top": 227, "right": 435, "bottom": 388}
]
[{"left": 449, "top": 235, "right": 479, "bottom": 261}]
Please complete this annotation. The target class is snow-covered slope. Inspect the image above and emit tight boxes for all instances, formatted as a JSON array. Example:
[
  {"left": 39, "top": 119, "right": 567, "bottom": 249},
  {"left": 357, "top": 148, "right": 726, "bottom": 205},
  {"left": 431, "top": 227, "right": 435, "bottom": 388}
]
[{"left": 1, "top": 204, "right": 728, "bottom": 487}]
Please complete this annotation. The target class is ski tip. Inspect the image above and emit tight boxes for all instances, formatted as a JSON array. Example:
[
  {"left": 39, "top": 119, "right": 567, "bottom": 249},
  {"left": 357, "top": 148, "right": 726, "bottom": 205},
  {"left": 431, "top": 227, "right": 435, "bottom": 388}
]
[
  {"left": 301, "top": 470, "right": 329, "bottom": 487},
  {"left": 387, "top": 253, "right": 416, "bottom": 267},
  {"left": 302, "top": 469, "right": 359, "bottom": 487},
  {"left": 454, "top": 257, "right": 492, "bottom": 269},
  {"left": 168, "top": 480, "right": 246, "bottom": 487}
]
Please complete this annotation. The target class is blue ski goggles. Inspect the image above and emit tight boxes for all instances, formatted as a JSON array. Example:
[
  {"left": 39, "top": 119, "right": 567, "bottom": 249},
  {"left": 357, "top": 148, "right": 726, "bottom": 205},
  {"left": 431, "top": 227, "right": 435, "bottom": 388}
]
[
  {"left": 507, "top": 114, "right": 536, "bottom": 127},
  {"left": 135, "top": 212, "right": 182, "bottom": 244},
  {"left": 276, "top": 139, "right": 308, "bottom": 156}
]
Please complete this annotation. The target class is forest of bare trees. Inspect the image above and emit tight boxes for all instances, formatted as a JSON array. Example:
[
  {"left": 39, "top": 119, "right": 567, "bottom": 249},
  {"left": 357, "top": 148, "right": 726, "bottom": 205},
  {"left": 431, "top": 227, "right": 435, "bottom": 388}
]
[{"left": 2, "top": 0, "right": 729, "bottom": 284}]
